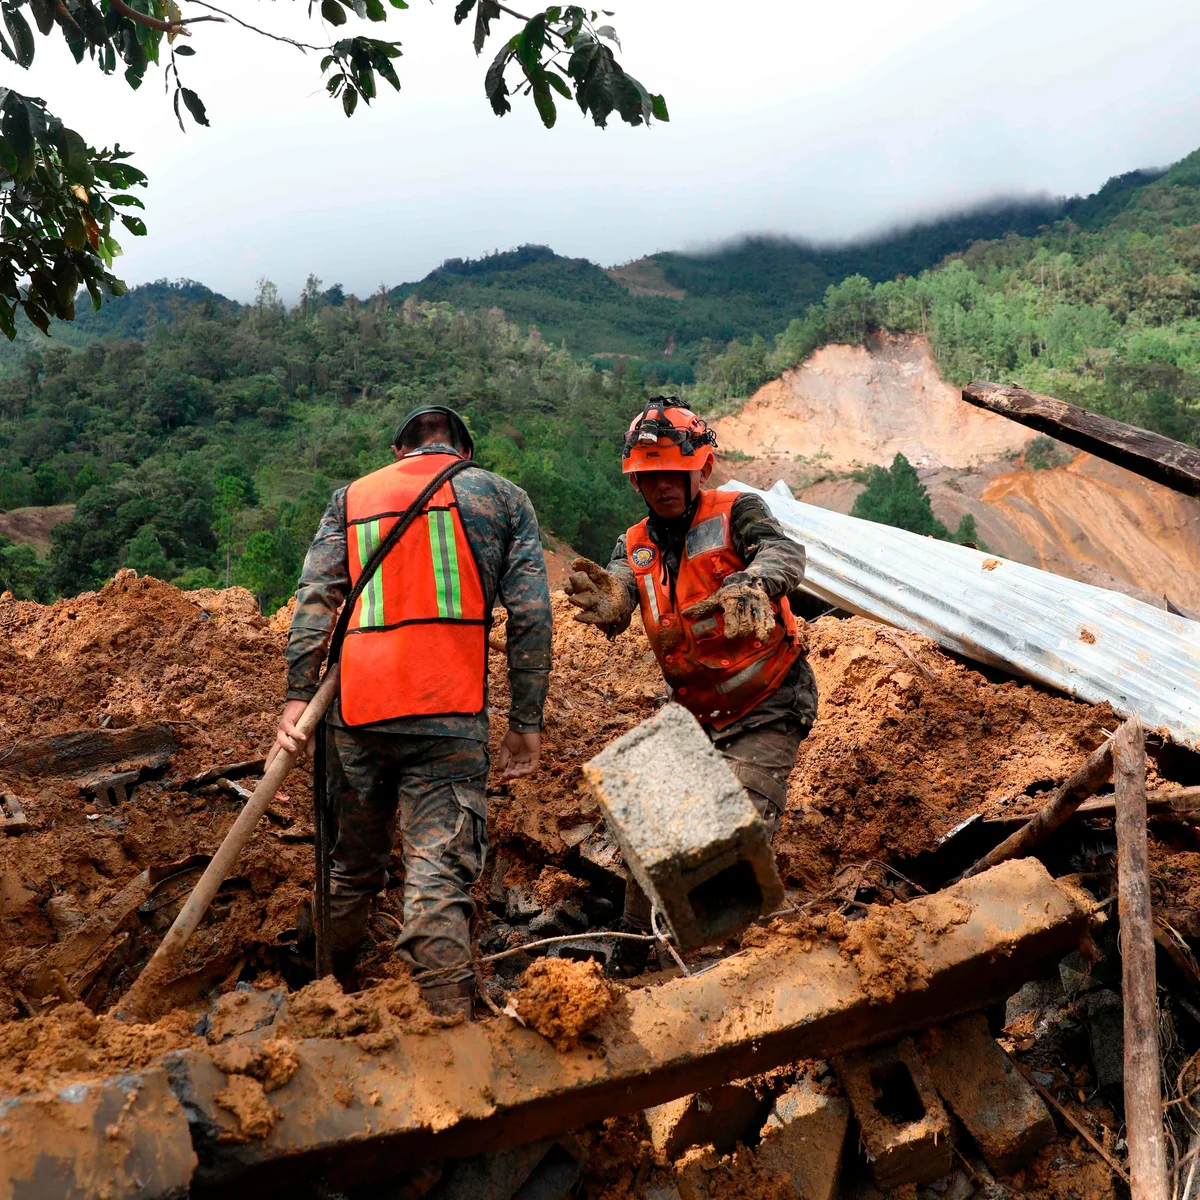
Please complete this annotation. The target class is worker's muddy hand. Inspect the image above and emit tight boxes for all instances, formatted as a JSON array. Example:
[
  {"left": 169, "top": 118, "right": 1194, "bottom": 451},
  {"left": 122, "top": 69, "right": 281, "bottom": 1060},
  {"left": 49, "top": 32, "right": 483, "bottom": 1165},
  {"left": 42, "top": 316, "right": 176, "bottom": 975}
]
[
  {"left": 268, "top": 699, "right": 316, "bottom": 766},
  {"left": 498, "top": 729, "right": 540, "bottom": 779},
  {"left": 683, "top": 574, "right": 775, "bottom": 642},
  {"left": 563, "top": 558, "right": 633, "bottom": 637}
]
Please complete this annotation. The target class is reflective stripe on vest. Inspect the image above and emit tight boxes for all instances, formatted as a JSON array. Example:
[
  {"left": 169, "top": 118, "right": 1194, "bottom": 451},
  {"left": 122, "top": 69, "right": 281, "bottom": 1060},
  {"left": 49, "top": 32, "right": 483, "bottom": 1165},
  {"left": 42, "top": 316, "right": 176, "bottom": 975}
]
[
  {"left": 626, "top": 489, "right": 799, "bottom": 731},
  {"left": 340, "top": 453, "right": 487, "bottom": 725}
]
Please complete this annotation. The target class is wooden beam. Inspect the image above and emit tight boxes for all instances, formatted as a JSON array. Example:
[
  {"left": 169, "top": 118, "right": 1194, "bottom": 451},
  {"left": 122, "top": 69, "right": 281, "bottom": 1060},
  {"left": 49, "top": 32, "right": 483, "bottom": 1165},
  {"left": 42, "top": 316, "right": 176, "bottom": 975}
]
[
  {"left": 1112, "top": 718, "right": 1170, "bottom": 1200},
  {"left": 961, "top": 381, "right": 1200, "bottom": 497}
]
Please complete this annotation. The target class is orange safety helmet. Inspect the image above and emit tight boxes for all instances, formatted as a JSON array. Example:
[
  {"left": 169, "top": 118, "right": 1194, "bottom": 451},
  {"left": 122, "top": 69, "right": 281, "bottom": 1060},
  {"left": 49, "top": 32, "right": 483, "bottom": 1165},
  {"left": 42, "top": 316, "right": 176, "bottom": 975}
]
[{"left": 622, "top": 395, "right": 718, "bottom": 474}]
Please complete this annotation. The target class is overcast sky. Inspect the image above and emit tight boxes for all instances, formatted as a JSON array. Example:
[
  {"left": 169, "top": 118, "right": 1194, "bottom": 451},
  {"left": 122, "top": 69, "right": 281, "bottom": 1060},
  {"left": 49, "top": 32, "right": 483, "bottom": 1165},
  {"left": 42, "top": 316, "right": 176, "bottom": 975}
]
[{"left": 17, "top": 0, "right": 1200, "bottom": 300}]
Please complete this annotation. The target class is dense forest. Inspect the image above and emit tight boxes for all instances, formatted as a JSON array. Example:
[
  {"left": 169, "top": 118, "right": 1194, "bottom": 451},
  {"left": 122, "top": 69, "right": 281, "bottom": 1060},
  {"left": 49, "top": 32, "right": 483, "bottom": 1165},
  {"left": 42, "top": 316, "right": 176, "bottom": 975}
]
[
  {"left": 0, "top": 291, "right": 644, "bottom": 610},
  {"left": 692, "top": 154, "right": 1200, "bottom": 443},
  {"left": 1, "top": 150, "right": 1196, "bottom": 610}
]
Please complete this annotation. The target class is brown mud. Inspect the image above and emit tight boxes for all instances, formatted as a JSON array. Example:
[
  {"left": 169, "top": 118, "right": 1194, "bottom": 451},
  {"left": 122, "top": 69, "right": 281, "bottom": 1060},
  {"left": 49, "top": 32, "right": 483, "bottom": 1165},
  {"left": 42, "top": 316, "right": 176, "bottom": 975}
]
[
  {"left": 514, "top": 958, "right": 618, "bottom": 1050},
  {"left": 0, "top": 574, "right": 1193, "bottom": 1198}
]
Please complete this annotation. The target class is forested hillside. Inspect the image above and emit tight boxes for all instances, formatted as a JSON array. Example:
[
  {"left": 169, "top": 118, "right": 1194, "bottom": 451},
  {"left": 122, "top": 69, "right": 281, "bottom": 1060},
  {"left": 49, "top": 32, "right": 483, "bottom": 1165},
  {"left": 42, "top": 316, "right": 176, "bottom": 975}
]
[
  {"left": 0, "top": 294, "right": 643, "bottom": 610},
  {"left": 1, "top": 149, "right": 1195, "bottom": 610},
  {"left": 694, "top": 155, "right": 1200, "bottom": 443},
  {"left": 390, "top": 197, "right": 1085, "bottom": 372}
]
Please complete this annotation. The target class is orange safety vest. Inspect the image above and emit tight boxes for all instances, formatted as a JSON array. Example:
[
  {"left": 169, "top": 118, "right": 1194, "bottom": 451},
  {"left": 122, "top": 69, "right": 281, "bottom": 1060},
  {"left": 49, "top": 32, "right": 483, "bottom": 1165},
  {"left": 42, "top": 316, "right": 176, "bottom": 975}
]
[
  {"left": 340, "top": 453, "right": 487, "bottom": 726},
  {"left": 626, "top": 489, "right": 800, "bottom": 730}
]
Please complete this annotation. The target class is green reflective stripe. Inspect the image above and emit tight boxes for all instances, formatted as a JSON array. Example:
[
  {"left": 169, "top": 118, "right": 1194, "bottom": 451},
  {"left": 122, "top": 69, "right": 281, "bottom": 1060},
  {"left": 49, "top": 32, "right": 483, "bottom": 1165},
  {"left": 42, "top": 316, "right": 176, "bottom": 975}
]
[
  {"left": 354, "top": 519, "right": 385, "bottom": 628},
  {"left": 442, "top": 511, "right": 462, "bottom": 619},
  {"left": 427, "top": 509, "right": 463, "bottom": 619}
]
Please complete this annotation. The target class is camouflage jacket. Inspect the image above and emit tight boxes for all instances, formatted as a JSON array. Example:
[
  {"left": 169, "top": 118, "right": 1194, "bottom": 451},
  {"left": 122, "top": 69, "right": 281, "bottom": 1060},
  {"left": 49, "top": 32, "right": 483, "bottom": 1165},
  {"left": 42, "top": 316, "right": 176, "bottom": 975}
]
[
  {"left": 286, "top": 443, "right": 552, "bottom": 740},
  {"left": 606, "top": 490, "right": 817, "bottom": 734}
]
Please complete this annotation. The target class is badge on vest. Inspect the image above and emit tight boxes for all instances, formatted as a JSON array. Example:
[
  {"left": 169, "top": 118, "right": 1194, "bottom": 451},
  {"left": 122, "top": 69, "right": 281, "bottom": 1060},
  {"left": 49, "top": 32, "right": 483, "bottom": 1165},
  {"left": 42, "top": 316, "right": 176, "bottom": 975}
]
[{"left": 631, "top": 546, "right": 656, "bottom": 568}]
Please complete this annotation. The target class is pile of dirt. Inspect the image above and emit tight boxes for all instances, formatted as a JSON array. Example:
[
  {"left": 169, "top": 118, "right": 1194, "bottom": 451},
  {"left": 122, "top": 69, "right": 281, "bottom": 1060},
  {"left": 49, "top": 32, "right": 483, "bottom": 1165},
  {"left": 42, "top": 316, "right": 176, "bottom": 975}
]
[
  {"left": 1, "top": 574, "right": 1195, "bottom": 1099},
  {"left": 513, "top": 958, "right": 618, "bottom": 1050}
]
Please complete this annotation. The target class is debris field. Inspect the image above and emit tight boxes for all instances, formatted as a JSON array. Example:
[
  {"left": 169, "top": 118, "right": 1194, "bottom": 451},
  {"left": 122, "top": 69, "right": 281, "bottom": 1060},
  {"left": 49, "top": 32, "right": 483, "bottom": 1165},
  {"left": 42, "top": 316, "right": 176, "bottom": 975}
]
[{"left": 2, "top": 570, "right": 1199, "bottom": 1199}]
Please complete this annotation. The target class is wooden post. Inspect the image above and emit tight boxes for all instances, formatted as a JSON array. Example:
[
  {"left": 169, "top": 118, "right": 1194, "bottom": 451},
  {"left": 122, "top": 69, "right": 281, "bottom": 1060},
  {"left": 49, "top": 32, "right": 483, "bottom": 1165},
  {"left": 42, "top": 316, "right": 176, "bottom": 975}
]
[
  {"left": 959, "top": 734, "right": 1116, "bottom": 880},
  {"left": 961, "top": 381, "right": 1200, "bottom": 497},
  {"left": 1113, "top": 717, "right": 1170, "bottom": 1200},
  {"left": 115, "top": 667, "right": 340, "bottom": 1021}
]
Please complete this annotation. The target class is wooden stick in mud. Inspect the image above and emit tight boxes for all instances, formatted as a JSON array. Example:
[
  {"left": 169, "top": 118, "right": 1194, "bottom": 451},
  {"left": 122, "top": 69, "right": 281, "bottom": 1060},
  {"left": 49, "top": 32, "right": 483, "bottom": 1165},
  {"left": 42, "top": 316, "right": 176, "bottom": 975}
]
[
  {"left": 959, "top": 730, "right": 1119, "bottom": 880},
  {"left": 961, "top": 381, "right": 1200, "bottom": 497},
  {"left": 1113, "top": 716, "right": 1170, "bottom": 1200},
  {"left": 116, "top": 667, "right": 340, "bottom": 1021}
]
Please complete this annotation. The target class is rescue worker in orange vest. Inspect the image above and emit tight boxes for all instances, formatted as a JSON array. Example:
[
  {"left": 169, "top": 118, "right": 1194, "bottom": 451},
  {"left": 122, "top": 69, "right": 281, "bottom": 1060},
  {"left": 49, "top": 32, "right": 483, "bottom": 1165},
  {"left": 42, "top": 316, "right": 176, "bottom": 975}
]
[
  {"left": 273, "top": 406, "right": 552, "bottom": 1017},
  {"left": 564, "top": 394, "right": 817, "bottom": 969}
]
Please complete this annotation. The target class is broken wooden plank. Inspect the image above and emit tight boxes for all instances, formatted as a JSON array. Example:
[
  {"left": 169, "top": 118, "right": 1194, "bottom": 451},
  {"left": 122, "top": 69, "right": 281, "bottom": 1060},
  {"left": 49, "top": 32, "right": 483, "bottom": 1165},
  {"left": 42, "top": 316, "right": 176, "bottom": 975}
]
[
  {"left": 159, "top": 858, "right": 1087, "bottom": 1195},
  {"left": 960, "top": 734, "right": 1117, "bottom": 880},
  {"left": 1112, "top": 718, "right": 1170, "bottom": 1200},
  {"left": 0, "top": 725, "right": 178, "bottom": 780},
  {"left": 172, "top": 759, "right": 266, "bottom": 791},
  {"left": 962, "top": 381, "right": 1200, "bottom": 497}
]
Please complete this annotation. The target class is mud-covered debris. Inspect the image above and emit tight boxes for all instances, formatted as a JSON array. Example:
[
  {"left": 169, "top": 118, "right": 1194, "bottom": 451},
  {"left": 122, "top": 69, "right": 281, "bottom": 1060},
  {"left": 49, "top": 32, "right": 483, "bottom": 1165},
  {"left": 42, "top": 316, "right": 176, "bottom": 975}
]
[{"left": 514, "top": 958, "right": 618, "bottom": 1051}]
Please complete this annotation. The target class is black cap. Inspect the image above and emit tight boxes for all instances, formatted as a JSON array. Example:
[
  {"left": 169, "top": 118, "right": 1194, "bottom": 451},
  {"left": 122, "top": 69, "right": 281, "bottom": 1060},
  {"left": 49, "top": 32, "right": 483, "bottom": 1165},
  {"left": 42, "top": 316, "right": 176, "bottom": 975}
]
[{"left": 392, "top": 405, "right": 474, "bottom": 457}]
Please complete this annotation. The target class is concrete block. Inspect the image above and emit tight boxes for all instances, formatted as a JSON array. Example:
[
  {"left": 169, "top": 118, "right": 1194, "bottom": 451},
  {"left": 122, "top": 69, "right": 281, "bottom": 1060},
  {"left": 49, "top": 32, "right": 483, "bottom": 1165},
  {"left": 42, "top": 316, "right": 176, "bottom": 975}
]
[
  {"left": 834, "top": 1038, "right": 954, "bottom": 1189},
  {"left": 0, "top": 1067, "right": 197, "bottom": 1200},
  {"left": 573, "top": 828, "right": 628, "bottom": 901},
  {"left": 754, "top": 1078, "right": 850, "bottom": 1200},
  {"left": 644, "top": 1085, "right": 767, "bottom": 1159},
  {"left": 528, "top": 900, "right": 588, "bottom": 937},
  {"left": 583, "top": 703, "right": 784, "bottom": 951},
  {"left": 1084, "top": 989, "right": 1124, "bottom": 1093},
  {"left": 920, "top": 1012, "right": 1054, "bottom": 1174}
]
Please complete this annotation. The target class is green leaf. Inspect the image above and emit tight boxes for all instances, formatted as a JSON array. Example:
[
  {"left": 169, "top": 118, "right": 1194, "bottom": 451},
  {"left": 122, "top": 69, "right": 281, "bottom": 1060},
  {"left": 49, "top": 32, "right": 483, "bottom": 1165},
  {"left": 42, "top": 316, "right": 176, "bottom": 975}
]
[
  {"left": 321, "top": 0, "right": 348, "bottom": 26},
  {"left": 650, "top": 93, "right": 668, "bottom": 122},
  {"left": 375, "top": 54, "right": 400, "bottom": 91},
  {"left": 388, "top": 0, "right": 408, "bottom": 6},
  {"left": 0, "top": 28, "right": 15, "bottom": 64},
  {"left": 364, "top": 0, "right": 386, "bottom": 20},
  {"left": 120, "top": 213, "right": 147, "bottom": 236},
  {"left": 174, "top": 44, "right": 196, "bottom": 56},
  {"left": 63, "top": 215, "right": 87, "bottom": 250},
  {"left": 1, "top": 97, "right": 35, "bottom": 178},
  {"left": 29, "top": 0, "right": 55, "bottom": 36},
  {"left": 342, "top": 86, "right": 358, "bottom": 116},
  {"left": 485, "top": 41, "right": 514, "bottom": 117},
  {"left": 180, "top": 88, "right": 209, "bottom": 127},
  {"left": 473, "top": 0, "right": 499, "bottom": 54},
  {"left": 109, "top": 194, "right": 145, "bottom": 208},
  {"left": 0, "top": 298, "right": 15, "bottom": 341},
  {"left": 532, "top": 82, "right": 556, "bottom": 128},
  {"left": 3, "top": 7, "right": 35, "bottom": 68},
  {"left": 545, "top": 70, "right": 571, "bottom": 99},
  {"left": 357, "top": 66, "right": 376, "bottom": 100},
  {"left": 514, "top": 13, "right": 547, "bottom": 76},
  {"left": 21, "top": 297, "right": 50, "bottom": 335},
  {"left": 454, "top": 0, "right": 476, "bottom": 22},
  {"left": 325, "top": 71, "right": 345, "bottom": 95}
]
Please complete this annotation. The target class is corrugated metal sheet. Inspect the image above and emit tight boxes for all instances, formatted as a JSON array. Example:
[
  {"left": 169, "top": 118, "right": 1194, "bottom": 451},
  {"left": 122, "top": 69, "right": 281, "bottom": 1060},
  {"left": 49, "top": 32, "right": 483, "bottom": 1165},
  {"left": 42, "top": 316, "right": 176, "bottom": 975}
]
[{"left": 727, "top": 479, "right": 1200, "bottom": 750}]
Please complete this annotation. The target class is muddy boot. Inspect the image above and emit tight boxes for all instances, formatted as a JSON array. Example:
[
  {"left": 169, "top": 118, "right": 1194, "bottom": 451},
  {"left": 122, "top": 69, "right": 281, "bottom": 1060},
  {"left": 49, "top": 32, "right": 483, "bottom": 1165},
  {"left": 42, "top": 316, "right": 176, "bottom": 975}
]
[{"left": 421, "top": 980, "right": 474, "bottom": 1021}]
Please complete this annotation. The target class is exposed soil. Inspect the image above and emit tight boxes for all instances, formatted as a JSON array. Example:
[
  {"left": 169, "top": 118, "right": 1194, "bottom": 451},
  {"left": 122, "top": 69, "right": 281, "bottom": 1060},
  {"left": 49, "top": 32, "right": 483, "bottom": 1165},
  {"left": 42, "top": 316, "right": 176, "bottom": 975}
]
[
  {"left": 0, "top": 572, "right": 1194, "bottom": 1198},
  {"left": 0, "top": 503, "right": 75, "bottom": 554},
  {"left": 514, "top": 958, "right": 618, "bottom": 1050}
]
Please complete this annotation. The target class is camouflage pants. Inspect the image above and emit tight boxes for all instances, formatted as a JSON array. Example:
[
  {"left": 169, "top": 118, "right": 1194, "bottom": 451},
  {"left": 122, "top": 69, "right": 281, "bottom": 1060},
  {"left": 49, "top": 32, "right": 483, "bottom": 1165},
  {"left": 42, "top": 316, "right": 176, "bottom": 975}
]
[
  {"left": 622, "top": 717, "right": 811, "bottom": 931},
  {"left": 325, "top": 727, "right": 488, "bottom": 988}
]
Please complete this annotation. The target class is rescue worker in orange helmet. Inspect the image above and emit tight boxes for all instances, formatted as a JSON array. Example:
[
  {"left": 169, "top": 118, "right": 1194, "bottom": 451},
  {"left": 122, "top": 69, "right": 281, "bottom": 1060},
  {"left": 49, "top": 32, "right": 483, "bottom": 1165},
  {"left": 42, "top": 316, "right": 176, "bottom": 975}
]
[
  {"left": 272, "top": 406, "right": 551, "bottom": 1017},
  {"left": 564, "top": 392, "right": 817, "bottom": 968}
]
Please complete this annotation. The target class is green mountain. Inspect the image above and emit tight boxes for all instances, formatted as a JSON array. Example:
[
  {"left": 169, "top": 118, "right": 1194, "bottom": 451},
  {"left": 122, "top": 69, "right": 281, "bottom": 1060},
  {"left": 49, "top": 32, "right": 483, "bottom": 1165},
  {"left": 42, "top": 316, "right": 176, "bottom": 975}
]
[
  {"left": 391, "top": 197, "right": 1076, "bottom": 374},
  {"left": 693, "top": 151, "right": 1200, "bottom": 443},
  {"left": 0, "top": 149, "right": 1194, "bottom": 607}
]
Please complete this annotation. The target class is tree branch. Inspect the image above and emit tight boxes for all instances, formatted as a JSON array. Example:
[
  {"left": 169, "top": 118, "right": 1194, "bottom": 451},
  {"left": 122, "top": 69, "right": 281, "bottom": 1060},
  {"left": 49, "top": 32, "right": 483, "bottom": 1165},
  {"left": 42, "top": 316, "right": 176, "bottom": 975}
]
[
  {"left": 109, "top": 0, "right": 222, "bottom": 34},
  {"left": 181, "top": 0, "right": 328, "bottom": 52}
]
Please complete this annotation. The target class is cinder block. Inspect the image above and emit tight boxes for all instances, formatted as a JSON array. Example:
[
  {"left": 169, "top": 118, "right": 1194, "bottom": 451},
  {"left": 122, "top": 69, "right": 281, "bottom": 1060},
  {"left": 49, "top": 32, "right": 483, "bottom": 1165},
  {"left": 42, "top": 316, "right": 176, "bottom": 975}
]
[
  {"left": 644, "top": 1085, "right": 768, "bottom": 1159},
  {"left": 920, "top": 1012, "right": 1055, "bottom": 1174},
  {"left": 583, "top": 703, "right": 784, "bottom": 951},
  {"left": 754, "top": 1078, "right": 850, "bottom": 1200},
  {"left": 834, "top": 1038, "right": 954, "bottom": 1189}
]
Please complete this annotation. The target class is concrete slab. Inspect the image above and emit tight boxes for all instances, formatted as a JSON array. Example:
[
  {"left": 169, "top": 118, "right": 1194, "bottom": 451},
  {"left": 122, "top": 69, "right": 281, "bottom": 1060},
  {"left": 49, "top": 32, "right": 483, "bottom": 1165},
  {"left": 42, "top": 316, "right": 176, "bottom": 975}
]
[
  {"left": 583, "top": 703, "right": 784, "bottom": 951},
  {"left": 0, "top": 1067, "right": 197, "bottom": 1200},
  {"left": 835, "top": 1038, "right": 954, "bottom": 1189},
  {"left": 920, "top": 1013, "right": 1055, "bottom": 1174},
  {"left": 754, "top": 1079, "right": 850, "bottom": 1200}
]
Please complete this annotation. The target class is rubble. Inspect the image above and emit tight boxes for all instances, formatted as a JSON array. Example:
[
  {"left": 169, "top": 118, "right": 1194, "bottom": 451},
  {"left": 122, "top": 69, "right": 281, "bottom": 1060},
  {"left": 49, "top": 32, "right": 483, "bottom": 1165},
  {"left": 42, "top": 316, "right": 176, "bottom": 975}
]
[
  {"left": 2, "top": 577, "right": 1199, "bottom": 1196},
  {"left": 755, "top": 1078, "right": 850, "bottom": 1200}
]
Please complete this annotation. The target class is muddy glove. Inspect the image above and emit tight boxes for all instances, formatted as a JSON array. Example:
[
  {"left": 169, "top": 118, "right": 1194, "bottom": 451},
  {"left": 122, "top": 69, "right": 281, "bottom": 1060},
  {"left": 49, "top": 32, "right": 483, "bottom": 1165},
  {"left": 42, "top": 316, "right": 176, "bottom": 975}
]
[
  {"left": 563, "top": 558, "right": 634, "bottom": 637},
  {"left": 683, "top": 572, "right": 776, "bottom": 642}
]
